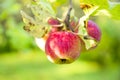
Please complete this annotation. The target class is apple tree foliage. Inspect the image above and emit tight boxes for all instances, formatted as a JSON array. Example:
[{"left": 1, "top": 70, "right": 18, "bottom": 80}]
[
  {"left": 21, "top": 0, "right": 120, "bottom": 63},
  {"left": 21, "top": 0, "right": 120, "bottom": 50}
]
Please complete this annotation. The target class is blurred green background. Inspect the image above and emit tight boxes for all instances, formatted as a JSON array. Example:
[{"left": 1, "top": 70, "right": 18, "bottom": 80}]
[{"left": 0, "top": 0, "right": 120, "bottom": 80}]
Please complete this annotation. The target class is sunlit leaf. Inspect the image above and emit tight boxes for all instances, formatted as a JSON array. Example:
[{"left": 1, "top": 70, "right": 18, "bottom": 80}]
[
  {"left": 80, "top": 0, "right": 120, "bottom": 20},
  {"left": 83, "top": 39, "right": 98, "bottom": 50},
  {"left": 21, "top": 11, "right": 48, "bottom": 38},
  {"left": 21, "top": 0, "right": 55, "bottom": 38},
  {"left": 80, "top": 3, "right": 99, "bottom": 16},
  {"left": 94, "top": 9, "right": 111, "bottom": 17},
  {"left": 109, "top": 3, "right": 120, "bottom": 20},
  {"left": 48, "top": 0, "right": 67, "bottom": 7},
  {"left": 80, "top": 0, "right": 109, "bottom": 9}
]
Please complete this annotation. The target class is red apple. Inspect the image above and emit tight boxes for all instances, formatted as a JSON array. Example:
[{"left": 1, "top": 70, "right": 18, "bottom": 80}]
[
  {"left": 80, "top": 20, "right": 101, "bottom": 52},
  {"left": 87, "top": 20, "right": 101, "bottom": 41},
  {"left": 83, "top": 20, "right": 101, "bottom": 51},
  {"left": 45, "top": 31, "right": 81, "bottom": 64},
  {"left": 47, "top": 17, "right": 60, "bottom": 27}
]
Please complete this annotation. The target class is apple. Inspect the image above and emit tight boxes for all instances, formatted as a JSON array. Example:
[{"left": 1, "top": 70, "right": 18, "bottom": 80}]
[
  {"left": 81, "top": 20, "right": 102, "bottom": 51},
  {"left": 70, "top": 20, "right": 101, "bottom": 52},
  {"left": 87, "top": 20, "right": 101, "bottom": 41},
  {"left": 47, "top": 17, "right": 60, "bottom": 27},
  {"left": 70, "top": 20, "right": 101, "bottom": 41},
  {"left": 45, "top": 31, "right": 81, "bottom": 64}
]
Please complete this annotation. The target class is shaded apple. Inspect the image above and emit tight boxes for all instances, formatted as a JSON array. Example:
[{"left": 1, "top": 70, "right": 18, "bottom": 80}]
[{"left": 45, "top": 31, "right": 81, "bottom": 64}]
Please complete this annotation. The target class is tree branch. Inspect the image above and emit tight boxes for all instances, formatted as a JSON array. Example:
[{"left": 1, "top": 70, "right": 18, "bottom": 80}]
[{"left": 64, "top": 0, "right": 74, "bottom": 32}]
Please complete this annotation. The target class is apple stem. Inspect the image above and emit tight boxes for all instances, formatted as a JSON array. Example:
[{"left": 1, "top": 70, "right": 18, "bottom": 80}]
[{"left": 64, "top": 0, "right": 74, "bottom": 32}]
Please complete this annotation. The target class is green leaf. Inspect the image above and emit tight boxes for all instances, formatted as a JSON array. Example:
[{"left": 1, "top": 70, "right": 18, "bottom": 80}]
[
  {"left": 48, "top": 0, "right": 67, "bottom": 7},
  {"left": 95, "top": 2, "right": 120, "bottom": 20},
  {"left": 21, "top": 0, "right": 55, "bottom": 38},
  {"left": 21, "top": 11, "right": 49, "bottom": 38},
  {"left": 109, "top": 3, "right": 120, "bottom": 20},
  {"left": 80, "top": 0, "right": 120, "bottom": 20},
  {"left": 79, "top": 0, "right": 109, "bottom": 17},
  {"left": 83, "top": 39, "right": 98, "bottom": 50},
  {"left": 80, "top": 0, "right": 109, "bottom": 9},
  {"left": 80, "top": 4, "right": 99, "bottom": 16}
]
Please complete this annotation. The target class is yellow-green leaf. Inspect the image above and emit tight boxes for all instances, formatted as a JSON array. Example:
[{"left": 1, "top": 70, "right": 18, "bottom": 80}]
[{"left": 21, "top": 0, "right": 55, "bottom": 38}]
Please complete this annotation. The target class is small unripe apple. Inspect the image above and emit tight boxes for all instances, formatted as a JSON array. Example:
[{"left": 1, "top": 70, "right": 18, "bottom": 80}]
[
  {"left": 87, "top": 20, "right": 101, "bottom": 41},
  {"left": 45, "top": 31, "right": 81, "bottom": 64}
]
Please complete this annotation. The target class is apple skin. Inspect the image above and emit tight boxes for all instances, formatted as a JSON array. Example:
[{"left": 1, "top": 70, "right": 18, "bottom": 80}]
[
  {"left": 45, "top": 31, "right": 81, "bottom": 64},
  {"left": 87, "top": 20, "right": 101, "bottom": 41},
  {"left": 35, "top": 26, "right": 61, "bottom": 52}
]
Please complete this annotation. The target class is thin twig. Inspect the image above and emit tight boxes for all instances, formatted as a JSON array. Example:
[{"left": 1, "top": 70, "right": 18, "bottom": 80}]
[{"left": 64, "top": 0, "right": 74, "bottom": 32}]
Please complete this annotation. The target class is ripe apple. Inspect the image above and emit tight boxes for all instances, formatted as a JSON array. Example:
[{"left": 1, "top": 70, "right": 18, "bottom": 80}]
[
  {"left": 81, "top": 20, "right": 102, "bottom": 51},
  {"left": 45, "top": 31, "right": 81, "bottom": 64},
  {"left": 87, "top": 20, "right": 101, "bottom": 41}
]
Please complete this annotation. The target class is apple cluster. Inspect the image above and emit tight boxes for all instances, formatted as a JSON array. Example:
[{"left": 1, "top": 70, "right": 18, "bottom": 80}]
[{"left": 36, "top": 17, "right": 101, "bottom": 64}]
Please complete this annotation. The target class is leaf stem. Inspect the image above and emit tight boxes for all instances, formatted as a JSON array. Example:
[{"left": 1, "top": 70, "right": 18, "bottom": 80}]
[{"left": 64, "top": 0, "right": 74, "bottom": 32}]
